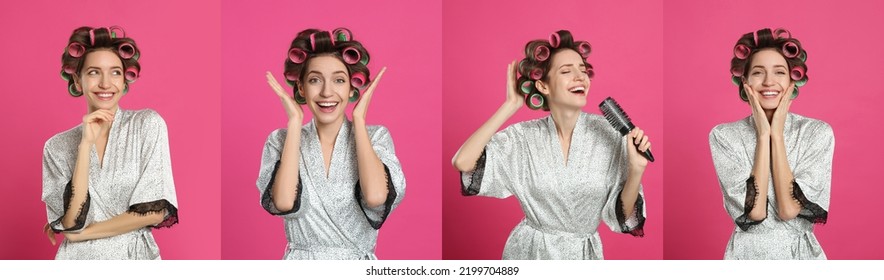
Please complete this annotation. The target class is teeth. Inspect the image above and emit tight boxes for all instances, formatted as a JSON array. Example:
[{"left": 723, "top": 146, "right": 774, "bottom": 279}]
[
  {"left": 97, "top": 93, "right": 113, "bottom": 98},
  {"left": 761, "top": 91, "right": 778, "bottom": 96},
  {"left": 317, "top": 102, "right": 338, "bottom": 107},
  {"left": 570, "top": 86, "right": 585, "bottom": 93}
]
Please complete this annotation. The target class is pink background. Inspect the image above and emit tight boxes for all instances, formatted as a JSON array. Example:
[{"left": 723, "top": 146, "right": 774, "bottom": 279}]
[
  {"left": 219, "top": 0, "right": 442, "bottom": 259},
  {"left": 663, "top": 0, "right": 884, "bottom": 259},
  {"left": 442, "top": 0, "right": 665, "bottom": 259},
  {"left": 0, "top": 1, "right": 221, "bottom": 259}
]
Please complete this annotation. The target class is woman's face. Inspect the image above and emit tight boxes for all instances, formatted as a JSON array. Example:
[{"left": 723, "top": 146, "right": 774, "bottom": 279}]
[
  {"left": 299, "top": 55, "right": 352, "bottom": 125},
  {"left": 537, "top": 49, "right": 590, "bottom": 111},
  {"left": 76, "top": 49, "right": 126, "bottom": 112},
  {"left": 745, "top": 48, "right": 793, "bottom": 110}
]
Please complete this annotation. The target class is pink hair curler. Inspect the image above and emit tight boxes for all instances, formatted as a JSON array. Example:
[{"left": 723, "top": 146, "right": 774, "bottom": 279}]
[
  {"left": 781, "top": 41, "right": 799, "bottom": 58},
  {"left": 342, "top": 47, "right": 361, "bottom": 64},
  {"left": 533, "top": 45, "right": 550, "bottom": 62},
  {"left": 734, "top": 44, "right": 751, "bottom": 60},
  {"left": 585, "top": 68, "right": 595, "bottom": 79},
  {"left": 773, "top": 28, "right": 791, "bottom": 40},
  {"left": 309, "top": 32, "right": 318, "bottom": 51},
  {"left": 284, "top": 71, "right": 299, "bottom": 82},
  {"left": 288, "top": 48, "right": 307, "bottom": 63},
  {"left": 118, "top": 43, "right": 136, "bottom": 59},
  {"left": 752, "top": 30, "right": 759, "bottom": 46},
  {"left": 549, "top": 32, "right": 561, "bottom": 48},
  {"left": 333, "top": 28, "right": 352, "bottom": 42},
  {"left": 89, "top": 29, "right": 96, "bottom": 46},
  {"left": 529, "top": 68, "right": 543, "bottom": 80},
  {"left": 790, "top": 65, "right": 805, "bottom": 81},
  {"left": 108, "top": 26, "right": 126, "bottom": 39},
  {"left": 125, "top": 66, "right": 139, "bottom": 82},
  {"left": 577, "top": 42, "right": 592, "bottom": 58},
  {"left": 67, "top": 42, "right": 86, "bottom": 57},
  {"left": 731, "top": 65, "right": 744, "bottom": 77},
  {"left": 63, "top": 64, "right": 76, "bottom": 75},
  {"left": 350, "top": 72, "right": 367, "bottom": 89}
]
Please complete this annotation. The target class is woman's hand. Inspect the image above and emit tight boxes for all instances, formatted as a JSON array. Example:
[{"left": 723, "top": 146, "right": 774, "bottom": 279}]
[
  {"left": 43, "top": 223, "right": 57, "bottom": 246},
  {"left": 353, "top": 67, "right": 386, "bottom": 124},
  {"left": 266, "top": 71, "right": 303, "bottom": 123},
  {"left": 770, "top": 83, "right": 794, "bottom": 137},
  {"left": 744, "top": 83, "right": 771, "bottom": 137},
  {"left": 503, "top": 60, "right": 523, "bottom": 113},
  {"left": 81, "top": 109, "right": 114, "bottom": 144},
  {"left": 626, "top": 127, "right": 651, "bottom": 170}
]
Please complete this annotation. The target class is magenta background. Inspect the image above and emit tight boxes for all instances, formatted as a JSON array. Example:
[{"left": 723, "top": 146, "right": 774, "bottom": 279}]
[
  {"left": 219, "top": 0, "right": 442, "bottom": 259},
  {"left": 0, "top": 1, "right": 221, "bottom": 259},
  {"left": 663, "top": 0, "right": 884, "bottom": 259},
  {"left": 442, "top": 0, "right": 664, "bottom": 259}
]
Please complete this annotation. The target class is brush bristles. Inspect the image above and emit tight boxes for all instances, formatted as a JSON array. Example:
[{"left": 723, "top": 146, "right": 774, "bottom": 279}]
[{"left": 599, "top": 97, "right": 635, "bottom": 135}]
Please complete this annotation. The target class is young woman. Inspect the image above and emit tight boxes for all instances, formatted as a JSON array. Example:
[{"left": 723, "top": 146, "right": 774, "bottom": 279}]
[
  {"left": 452, "top": 30, "right": 651, "bottom": 260},
  {"left": 710, "top": 28, "right": 832, "bottom": 260},
  {"left": 258, "top": 28, "right": 405, "bottom": 260},
  {"left": 42, "top": 26, "right": 179, "bottom": 260}
]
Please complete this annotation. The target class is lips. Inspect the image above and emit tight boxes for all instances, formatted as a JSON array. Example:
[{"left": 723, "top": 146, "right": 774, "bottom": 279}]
[
  {"left": 94, "top": 92, "right": 115, "bottom": 101},
  {"left": 759, "top": 90, "right": 779, "bottom": 98},
  {"left": 568, "top": 86, "right": 586, "bottom": 94},
  {"left": 316, "top": 101, "right": 339, "bottom": 113}
]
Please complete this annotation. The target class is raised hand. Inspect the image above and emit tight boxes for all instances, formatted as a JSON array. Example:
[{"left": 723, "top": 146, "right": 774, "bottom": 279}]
[
  {"left": 81, "top": 109, "right": 114, "bottom": 144},
  {"left": 353, "top": 67, "right": 386, "bottom": 123},
  {"left": 770, "top": 83, "right": 794, "bottom": 136},
  {"left": 266, "top": 71, "right": 303, "bottom": 123},
  {"left": 744, "top": 83, "right": 771, "bottom": 137},
  {"left": 626, "top": 127, "right": 651, "bottom": 170},
  {"left": 504, "top": 60, "right": 523, "bottom": 111}
]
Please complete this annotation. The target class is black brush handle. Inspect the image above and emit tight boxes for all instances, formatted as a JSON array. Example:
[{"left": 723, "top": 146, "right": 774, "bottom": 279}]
[{"left": 599, "top": 97, "right": 655, "bottom": 163}]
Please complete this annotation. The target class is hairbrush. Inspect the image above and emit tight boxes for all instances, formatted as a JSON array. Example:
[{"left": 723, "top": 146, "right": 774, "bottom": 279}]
[{"left": 599, "top": 97, "right": 654, "bottom": 162}]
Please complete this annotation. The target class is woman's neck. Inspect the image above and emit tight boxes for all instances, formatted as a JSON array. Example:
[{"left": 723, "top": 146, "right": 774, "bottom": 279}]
[
  {"left": 315, "top": 116, "right": 345, "bottom": 146},
  {"left": 549, "top": 107, "right": 581, "bottom": 139}
]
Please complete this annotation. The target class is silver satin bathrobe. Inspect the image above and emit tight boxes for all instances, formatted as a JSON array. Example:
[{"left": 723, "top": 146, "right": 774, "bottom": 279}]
[
  {"left": 258, "top": 119, "right": 405, "bottom": 260},
  {"left": 42, "top": 109, "right": 179, "bottom": 260},
  {"left": 461, "top": 113, "right": 646, "bottom": 260},
  {"left": 710, "top": 113, "right": 832, "bottom": 260}
]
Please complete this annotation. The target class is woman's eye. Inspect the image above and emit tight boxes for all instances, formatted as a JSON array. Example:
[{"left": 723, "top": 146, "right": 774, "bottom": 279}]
[
  {"left": 751, "top": 71, "right": 762, "bottom": 76},
  {"left": 336, "top": 78, "right": 346, "bottom": 83},
  {"left": 88, "top": 70, "right": 99, "bottom": 75},
  {"left": 112, "top": 70, "right": 122, "bottom": 75},
  {"left": 308, "top": 77, "right": 320, "bottom": 84}
]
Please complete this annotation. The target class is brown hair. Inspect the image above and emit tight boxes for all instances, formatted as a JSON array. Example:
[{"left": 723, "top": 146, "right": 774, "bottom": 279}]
[
  {"left": 730, "top": 28, "right": 808, "bottom": 101},
  {"left": 283, "top": 28, "right": 371, "bottom": 104},
  {"left": 60, "top": 26, "right": 141, "bottom": 97},
  {"left": 516, "top": 30, "right": 594, "bottom": 111}
]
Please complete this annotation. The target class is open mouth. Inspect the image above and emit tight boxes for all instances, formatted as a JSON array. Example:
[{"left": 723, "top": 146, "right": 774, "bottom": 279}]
[
  {"left": 94, "top": 92, "right": 115, "bottom": 101},
  {"left": 568, "top": 86, "right": 586, "bottom": 95},
  {"left": 760, "top": 90, "right": 779, "bottom": 98},
  {"left": 316, "top": 101, "right": 339, "bottom": 113}
]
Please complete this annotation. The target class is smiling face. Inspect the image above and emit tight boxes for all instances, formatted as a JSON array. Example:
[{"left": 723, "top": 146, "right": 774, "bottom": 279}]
[
  {"left": 299, "top": 55, "right": 352, "bottom": 126},
  {"left": 535, "top": 49, "right": 590, "bottom": 111},
  {"left": 75, "top": 49, "right": 126, "bottom": 112},
  {"left": 745, "top": 48, "right": 793, "bottom": 110}
]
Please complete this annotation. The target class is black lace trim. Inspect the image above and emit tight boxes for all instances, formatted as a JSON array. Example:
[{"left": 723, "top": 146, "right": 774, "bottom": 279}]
[
  {"left": 460, "top": 149, "right": 487, "bottom": 196},
  {"left": 127, "top": 199, "right": 178, "bottom": 229},
  {"left": 791, "top": 180, "right": 828, "bottom": 224},
  {"left": 355, "top": 164, "right": 397, "bottom": 230},
  {"left": 735, "top": 176, "right": 765, "bottom": 231},
  {"left": 615, "top": 191, "right": 646, "bottom": 237},
  {"left": 261, "top": 160, "right": 304, "bottom": 216},
  {"left": 51, "top": 180, "right": 91, "bottom": 233}
]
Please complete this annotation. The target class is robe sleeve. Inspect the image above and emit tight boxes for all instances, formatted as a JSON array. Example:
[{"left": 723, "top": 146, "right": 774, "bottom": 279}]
[
  {"left": 257, "top": 129, "right": 306, "bottom": 219},
  {"left": 459, "top": 124, "right": 526, "bottom": 199},
  {"left": 126, "top": 111, "right": 179, "bottom": 229},
  {"left": 42, "top": 137, "right": 92, "bottom": 233},
  {"left": 601, "top": 134, "right": 646, "bottom": 237},
  {"left": 710, "top": 124, "right": 764, "bottom": 231},
  {"left": 355, "top": 126, "right": 406, "bottom": 230},
  {"left": 790, "top": 122, "right": 833, "bottom": 224}
]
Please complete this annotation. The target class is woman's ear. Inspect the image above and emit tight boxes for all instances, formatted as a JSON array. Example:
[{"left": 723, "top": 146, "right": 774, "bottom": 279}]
[
  {"left": 72, "top": 74, "right": 82, "bottom": 92},
  {"left": 534, "top": 79, "right": 549, "bottom": 95}
]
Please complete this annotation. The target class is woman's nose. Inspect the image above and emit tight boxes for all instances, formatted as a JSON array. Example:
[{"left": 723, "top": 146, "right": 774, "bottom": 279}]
[{"left": 99, "top": 75, "right": 111, "bottom": 89}]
